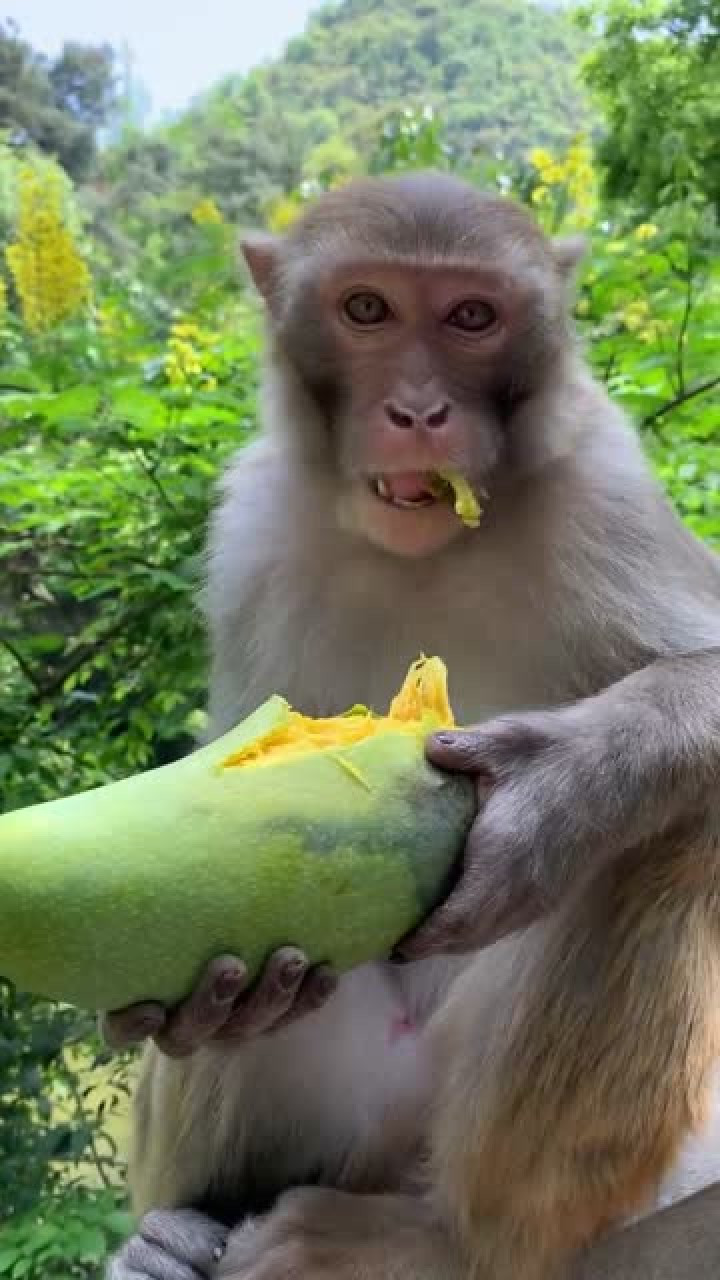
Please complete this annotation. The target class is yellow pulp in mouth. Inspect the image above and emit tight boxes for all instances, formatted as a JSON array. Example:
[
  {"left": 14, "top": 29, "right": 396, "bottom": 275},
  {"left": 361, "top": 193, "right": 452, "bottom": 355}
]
[
  {"left": 223, "top": 656, "right": 455, "bottom": 769},
  {"left": 432, "top": 471, "right": 483, "bottom": 528}
]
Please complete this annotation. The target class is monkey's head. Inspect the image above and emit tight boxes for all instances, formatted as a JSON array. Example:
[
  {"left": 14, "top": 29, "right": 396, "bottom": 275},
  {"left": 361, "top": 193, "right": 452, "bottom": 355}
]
[{"left": 242, "top": 173, "right": 583, "bottom": 559}]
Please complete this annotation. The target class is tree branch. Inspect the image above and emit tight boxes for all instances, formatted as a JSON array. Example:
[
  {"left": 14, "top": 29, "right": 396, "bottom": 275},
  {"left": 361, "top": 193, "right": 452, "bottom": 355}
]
[
  {"left": 0, "top": 635, "right": 43, "bottom": 690},
  {"left": 641, "top": 376, "right": 720, "bottom": 429},
  {"left": 35, "top": 605, "right": 150, "bottom": 699},
  {"left": 674, "top": 256, "right": 694, "bottom": 397}
]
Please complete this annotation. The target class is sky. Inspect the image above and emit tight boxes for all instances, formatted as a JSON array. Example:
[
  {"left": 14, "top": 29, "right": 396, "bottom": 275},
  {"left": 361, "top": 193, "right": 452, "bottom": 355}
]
[{"left": 11, "top": 0, "right": 324, "bottom": 119}]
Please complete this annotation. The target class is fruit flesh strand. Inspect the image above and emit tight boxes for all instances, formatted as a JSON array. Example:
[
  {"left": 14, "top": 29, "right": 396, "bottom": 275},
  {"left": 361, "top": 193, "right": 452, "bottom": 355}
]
[{"left": 431, "top": 470, "right": 483, "bottom": 528}]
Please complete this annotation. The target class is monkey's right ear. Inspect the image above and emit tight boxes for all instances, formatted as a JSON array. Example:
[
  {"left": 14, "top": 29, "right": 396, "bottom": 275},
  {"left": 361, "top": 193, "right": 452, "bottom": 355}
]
[
  {"left": 240, "top": 233, "right": 282, "bottom": 301},
  {"left": 552, "top": 235, "right": 587, "bottom": 281}
]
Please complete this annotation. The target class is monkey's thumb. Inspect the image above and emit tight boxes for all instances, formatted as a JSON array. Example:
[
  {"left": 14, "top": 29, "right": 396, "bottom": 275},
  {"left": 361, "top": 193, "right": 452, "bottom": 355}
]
[{"left": 426, "top": 731, "right": 489, "bottom": 774}]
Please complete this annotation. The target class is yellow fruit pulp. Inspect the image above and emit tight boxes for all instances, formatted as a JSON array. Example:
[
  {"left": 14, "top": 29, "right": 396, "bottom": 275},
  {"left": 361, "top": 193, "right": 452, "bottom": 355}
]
[{"left": 222, "top": 656, "right": 455, "bottom": 770}]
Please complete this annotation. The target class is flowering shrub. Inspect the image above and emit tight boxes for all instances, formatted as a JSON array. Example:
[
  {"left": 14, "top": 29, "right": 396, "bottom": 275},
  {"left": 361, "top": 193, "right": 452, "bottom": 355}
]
[
  {"left": 528, "top": 135, "right": 597, "bottom": 230},
  {"left": 5, "top": 164, "right": 92, "bottom": 334},
  {"left": 164, "top": 319, "right": 221, "bottom": 391}
]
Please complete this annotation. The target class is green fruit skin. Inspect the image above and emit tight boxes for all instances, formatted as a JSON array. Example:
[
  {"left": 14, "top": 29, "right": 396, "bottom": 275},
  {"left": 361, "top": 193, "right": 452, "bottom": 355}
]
[{"left": 0, "top": 697, "right": 474, "bottom": 1011}]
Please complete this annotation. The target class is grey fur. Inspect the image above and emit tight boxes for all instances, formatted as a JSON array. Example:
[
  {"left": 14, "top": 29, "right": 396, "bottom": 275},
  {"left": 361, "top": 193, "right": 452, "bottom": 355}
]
[{"left": 108, "top": 176, "right": 720, "bottom": 1280}]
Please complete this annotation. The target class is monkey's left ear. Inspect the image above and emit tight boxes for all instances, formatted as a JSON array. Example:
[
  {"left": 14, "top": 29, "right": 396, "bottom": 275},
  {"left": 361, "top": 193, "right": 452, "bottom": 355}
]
[
  {"left": 552, "top": 235, "right": 587, "bottom": 281},
  {"left": 240, "top": 233, "right": 282, "bottom": 302}
]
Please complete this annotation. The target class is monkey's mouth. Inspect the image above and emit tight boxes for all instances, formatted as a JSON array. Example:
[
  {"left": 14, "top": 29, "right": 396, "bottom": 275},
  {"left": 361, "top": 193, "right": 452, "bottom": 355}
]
[{"left": 369, "top": 473, "right": 440, "bottom": 510}]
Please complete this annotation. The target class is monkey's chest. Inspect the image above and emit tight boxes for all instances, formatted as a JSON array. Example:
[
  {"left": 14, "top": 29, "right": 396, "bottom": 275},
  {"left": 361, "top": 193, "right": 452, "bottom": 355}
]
[
  {"left": 277, "top": 598, "right": 559, "bottom": 722},
  {"left": 246, "top": 539, "right": 592, "bottom": 720}
]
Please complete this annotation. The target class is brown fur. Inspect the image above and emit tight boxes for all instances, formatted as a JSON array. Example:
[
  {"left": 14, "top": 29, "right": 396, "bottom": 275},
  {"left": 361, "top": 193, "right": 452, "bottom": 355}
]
[{"left": 432, "top": 827, "right": 720, "bottom": 1276}]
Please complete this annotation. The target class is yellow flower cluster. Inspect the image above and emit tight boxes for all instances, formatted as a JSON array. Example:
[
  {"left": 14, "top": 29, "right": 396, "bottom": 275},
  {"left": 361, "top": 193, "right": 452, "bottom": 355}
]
[
  {"left": 529, "top": 147, "right": 563, "bottom": 185},
  {"left": 266, "top": 193, "right": 302, "bottom": 232},
  {"left": 529, "top": 135, "right": 596, "bottom": 228},
  {"left": 634, "top": 223, "right": 659, "bottom": 242},
  {"left": 621, "top": 298, "right": 668, "bottom": 343},
  {"left": 5, "top": 165, "right": 92, "bottom": 334},
  {"left": 97, "top": 301, "right": 121, "bottom": 339},
  {"left": 165, "top": 319, "right": 218, "bottom": 390},
  {"left": 191, "top": 198, "right": 224, "bottom": 226}
]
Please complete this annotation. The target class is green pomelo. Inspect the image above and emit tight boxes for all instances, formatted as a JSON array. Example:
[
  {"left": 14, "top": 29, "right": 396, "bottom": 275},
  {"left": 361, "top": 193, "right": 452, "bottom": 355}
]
[{"left": 0, "top": 695, "right": 474, "bottom": 1011}]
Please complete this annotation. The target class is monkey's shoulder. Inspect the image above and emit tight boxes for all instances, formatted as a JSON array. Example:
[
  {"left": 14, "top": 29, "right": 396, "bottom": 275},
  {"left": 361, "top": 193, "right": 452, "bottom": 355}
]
[{"left": 212, "top": 437, "right": 336, "bottom": 546}]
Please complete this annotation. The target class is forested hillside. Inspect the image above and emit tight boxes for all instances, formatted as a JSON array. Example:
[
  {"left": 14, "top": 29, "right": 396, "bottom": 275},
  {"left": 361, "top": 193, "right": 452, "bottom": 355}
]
[
  {"left": 100, "top": 0, "right": 591, "bottom": 225},
  {"left": 217, "top": 0, "right": 589, "bottom": 160}
]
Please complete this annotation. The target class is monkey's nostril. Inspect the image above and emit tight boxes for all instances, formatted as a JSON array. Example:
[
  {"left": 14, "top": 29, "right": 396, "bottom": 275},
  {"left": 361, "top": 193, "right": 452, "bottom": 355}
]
[
  {"left": 384, "top": 401, "right": 417, "bottom": 430},
  {"left": 425, "top": 402, "right": 451, "bottom": 429}
]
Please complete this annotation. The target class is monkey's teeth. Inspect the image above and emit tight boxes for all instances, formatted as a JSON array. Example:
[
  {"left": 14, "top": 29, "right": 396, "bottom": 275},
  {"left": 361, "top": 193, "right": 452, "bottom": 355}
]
[
  {"left": 368, "top": 478, "right": 438, "bottom": 506},
  {"left": 371, "top": 475, "right": 437, "bottom": 508},
  {"left": 393, "top": 495, "right": 434, "bottom": 509}
]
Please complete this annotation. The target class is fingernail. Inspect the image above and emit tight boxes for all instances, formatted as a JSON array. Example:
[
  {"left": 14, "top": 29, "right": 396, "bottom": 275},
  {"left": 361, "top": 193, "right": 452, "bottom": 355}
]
[
  {"left": 280, "top": 957, "right": 306, "bottom": 989},
  {"left": 214, "top": 969, "right": 244, "bottom": 1001}
]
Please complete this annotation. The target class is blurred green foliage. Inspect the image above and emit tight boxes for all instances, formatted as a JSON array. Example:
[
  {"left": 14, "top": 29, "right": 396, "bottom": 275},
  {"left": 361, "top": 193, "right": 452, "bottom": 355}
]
[
  {"left": 0, "top": 0, "right": 718, "bottom": 1274},
  {"left": 90, "top": 0, "right": 592, "bottom": 233},
  {"left": 579, "top": 0, "right": 720, "bottom": 215},
  {"left": 0, "top": 20, "right": 117, "bottom": 180}
]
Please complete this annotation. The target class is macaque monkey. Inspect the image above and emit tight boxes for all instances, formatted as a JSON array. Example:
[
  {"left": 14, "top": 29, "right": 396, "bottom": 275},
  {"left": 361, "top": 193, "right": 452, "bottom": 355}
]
[{"left": 108, "top": 173, "right": 720, "bottom": 1280}]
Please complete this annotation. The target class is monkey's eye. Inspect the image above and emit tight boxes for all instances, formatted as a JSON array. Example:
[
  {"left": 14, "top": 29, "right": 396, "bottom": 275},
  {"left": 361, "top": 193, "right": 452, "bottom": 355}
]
[
  {"left": 343, "top": 291, "right": 390, "bottom": 326},
  {"left": 446, "top": 300, "right": 497, "bottom": 333}
]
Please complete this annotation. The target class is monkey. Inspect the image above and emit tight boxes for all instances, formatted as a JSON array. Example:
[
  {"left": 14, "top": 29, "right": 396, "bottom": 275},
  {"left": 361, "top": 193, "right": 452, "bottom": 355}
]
[{"left": 106, "top": 172, "right": 720, "bottom": 1280}]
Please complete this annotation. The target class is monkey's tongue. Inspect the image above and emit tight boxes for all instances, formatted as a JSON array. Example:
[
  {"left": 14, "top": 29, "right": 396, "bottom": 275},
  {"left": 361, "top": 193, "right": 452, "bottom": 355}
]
[{"left": 376, "top": 472, "right": 437, "bottom": 506}]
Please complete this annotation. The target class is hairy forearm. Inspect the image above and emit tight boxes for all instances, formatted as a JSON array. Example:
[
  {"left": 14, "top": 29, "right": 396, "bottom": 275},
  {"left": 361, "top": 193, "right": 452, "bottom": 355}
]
[
  {"left": 212, "top": 1183, "right": 720, "bottom": 1280},
  {"left": 589, "top": 647, "right": 720, "bottom": 841}
]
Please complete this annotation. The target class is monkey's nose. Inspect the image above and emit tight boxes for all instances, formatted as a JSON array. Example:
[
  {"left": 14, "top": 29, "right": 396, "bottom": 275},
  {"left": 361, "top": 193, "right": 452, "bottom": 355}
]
[{"left": 384, "top": 400, "right": 451, "bottom": 430}]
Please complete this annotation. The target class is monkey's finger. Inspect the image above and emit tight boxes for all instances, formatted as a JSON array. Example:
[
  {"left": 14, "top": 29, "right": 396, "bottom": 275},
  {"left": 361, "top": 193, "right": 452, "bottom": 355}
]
[
  {"left": 140, "top": 1209, "right": 229, "bottom": 1277},
  {"left": 270, "top": 965, "right": 338, "bottom": 1030},
  {"left": 101, "top": 1002, "right": 167, "bottom": 1049},
  {"left": 155, "top": 955, "right": 250, "bottom": 1058},
  {"left": 427, "top": 719, "right": 553, "bottom": 776},
  {"left": 109, "top": 1237, "right": 204, "bottom": 1280},
  {"left": 426, "top": 729, "right": 498, "bottom": 774},
  {"left": 394, "top": 860, "right": 540, "bottom": 961},
  {"left": 394, "top": 891, "right": 480, "bottom": 960},
  {"left": 213, "top": 946, "right": 310, "bottom": 1040}
]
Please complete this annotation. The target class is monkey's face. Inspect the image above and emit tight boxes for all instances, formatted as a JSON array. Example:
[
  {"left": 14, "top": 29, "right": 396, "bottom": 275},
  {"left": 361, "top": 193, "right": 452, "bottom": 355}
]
[
  {"left": 283, "top": 260, "right": 524, "bottom": 558},
  {"left": 243, "top": 174, "right": 579, "bottom": 560}
]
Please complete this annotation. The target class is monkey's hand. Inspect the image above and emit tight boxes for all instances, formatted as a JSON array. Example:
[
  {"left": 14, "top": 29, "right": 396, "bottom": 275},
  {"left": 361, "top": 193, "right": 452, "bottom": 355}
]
[
  {"left": 101, "top": 948, "right": 337, "bottom": 1057},
  {"left": 216, "top": 1188, "right": 461, "bottom": 1280},
  {"left": 398, "top": 700, "right": 669, "bottom": 959},
  {"left": 107, "top": 1208, "right": 228, "bottom": 1280}
]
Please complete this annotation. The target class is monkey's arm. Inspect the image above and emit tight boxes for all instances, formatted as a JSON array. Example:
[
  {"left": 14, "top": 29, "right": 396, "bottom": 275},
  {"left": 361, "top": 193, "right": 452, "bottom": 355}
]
[
  {"left": 400, "top": 647, "right": 720, "bottom": 958},
  {"left": 114, "top": 1183, "right": 714, "bottom": 1280}
]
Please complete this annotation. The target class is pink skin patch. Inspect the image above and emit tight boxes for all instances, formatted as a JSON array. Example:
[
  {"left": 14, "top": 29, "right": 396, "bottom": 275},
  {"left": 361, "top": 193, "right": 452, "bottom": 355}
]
[{"left": 389, "top": 1013, "right": 418, "bottom": 1042}]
